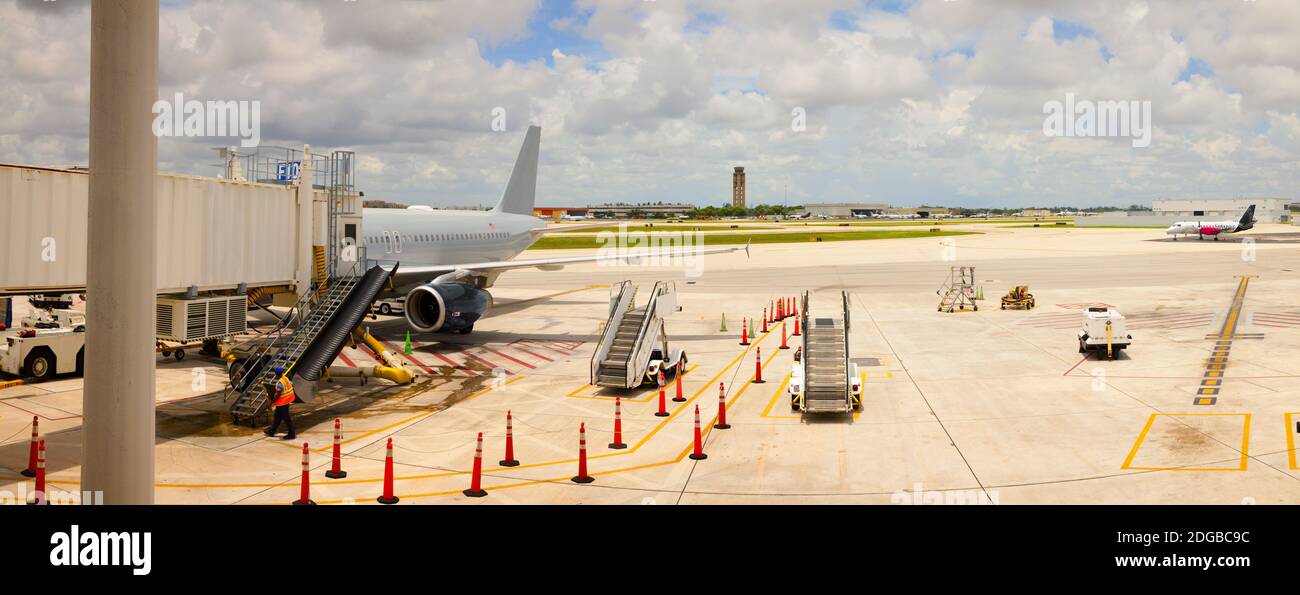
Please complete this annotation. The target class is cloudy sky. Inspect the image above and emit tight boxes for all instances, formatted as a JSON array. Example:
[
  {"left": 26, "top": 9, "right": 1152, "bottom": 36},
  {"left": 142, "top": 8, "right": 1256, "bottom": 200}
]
[{"left": 1, "top": 0, "right": 1298, "bottom": 208}]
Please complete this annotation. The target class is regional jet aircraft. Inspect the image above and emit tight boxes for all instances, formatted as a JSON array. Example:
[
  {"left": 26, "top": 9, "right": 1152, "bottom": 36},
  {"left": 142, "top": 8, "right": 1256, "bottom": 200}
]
[
  {"left": 362, "top": 126, "right": 745, "bottom": 335},
  {"left": 1165, "top": 205, "right": 1256, "bottom": 241}
]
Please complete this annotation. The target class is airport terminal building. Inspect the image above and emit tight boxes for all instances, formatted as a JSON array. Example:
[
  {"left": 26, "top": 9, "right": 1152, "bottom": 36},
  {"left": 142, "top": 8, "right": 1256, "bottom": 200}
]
[{"left": 1076, "top": 198, "right": 1294, "bottom": 227}]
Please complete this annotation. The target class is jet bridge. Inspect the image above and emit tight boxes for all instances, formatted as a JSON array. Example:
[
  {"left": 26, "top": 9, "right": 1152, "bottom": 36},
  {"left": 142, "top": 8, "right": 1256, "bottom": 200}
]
[
  {"left": 591, "top": 281, "right": 685, "bottom": 389},
  {"left": 790, "top": 291, "right": 861, "bottom": 414}
]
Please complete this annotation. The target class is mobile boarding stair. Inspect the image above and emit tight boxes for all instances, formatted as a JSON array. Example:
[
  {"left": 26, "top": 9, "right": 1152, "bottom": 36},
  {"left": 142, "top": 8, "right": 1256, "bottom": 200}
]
[
  {"left": 227, "top": 263, "right": 396, "bottom": 426},
  {"left": 590, "top": 281, "right": 685, "bottom": 389},
  {"left": 790, "top": 290, "right": 860, "bottom": 414}
]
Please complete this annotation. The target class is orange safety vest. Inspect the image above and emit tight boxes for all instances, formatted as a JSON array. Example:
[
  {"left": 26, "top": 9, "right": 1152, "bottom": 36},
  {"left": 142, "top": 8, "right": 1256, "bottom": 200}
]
[{"left": 272, "top": 374, "right": 296, "bottom": 407}]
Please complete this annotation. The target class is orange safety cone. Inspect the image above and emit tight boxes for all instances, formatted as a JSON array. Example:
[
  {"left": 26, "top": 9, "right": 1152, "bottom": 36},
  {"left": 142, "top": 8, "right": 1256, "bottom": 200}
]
[
  {"left": 739, "top": 317, "right": 750, "bottom": 346},
  {"left": 499, "top": 411, "right": 520, "bottom": 467},
  {"left": 21, "top": 416, "right": 38, "bottom": 478},
  {"left": 293, "top": 442, "right": 315, "bottom": 505},
  {"left": 689, "top": 405, "right": 707, "bottom": 461},
  {"left": 779, "top": 320, "right": 790, "bottom": 350},
  {"left": 572, "top": 423, "right": 595, "bottom": 484},
  {"left": 377, "top": 437, "right": 399, "bottom": 504},
  {"left": 655, "top": 382, "right": 669, "bottom": 417},
  {"left": 463, "top": 432, "right": 488, "bottom": 498},
  {"left": 673, "top": 369, "right": 686, "bottom": 403},
  {"left": 609, "top": 398, "right": 627, "bottom": 449},
  {"left": 714, "top": 382, "right": 731, "bottom": 430},
  {"left": 753, "top": 346, "right": 766, "bottom": 384},
  {"left": 761, "top": 308, "right": 769, "bottom": 333},
  {"left": 28, "top": 439, "right": 46, "bottom": 505},
  {"left": 326, "top": 418, "right": 347, "bottom": 479},
  {"left": 793, "top": 314, "right": 801, "bottom": 337}
]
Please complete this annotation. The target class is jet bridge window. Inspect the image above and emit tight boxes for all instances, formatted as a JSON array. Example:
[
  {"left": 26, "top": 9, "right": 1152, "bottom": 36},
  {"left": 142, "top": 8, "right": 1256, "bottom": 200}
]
[{"left": 1193, "top": 210, "right": 1205, "bottom": 216}]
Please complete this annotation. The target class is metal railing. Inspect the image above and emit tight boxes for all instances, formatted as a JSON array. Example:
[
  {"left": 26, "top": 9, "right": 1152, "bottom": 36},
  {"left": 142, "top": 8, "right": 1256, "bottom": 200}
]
[
  {"left": 624, "top": 281, "right": 674, "bottom": 388},
  {"left": 590, "top": 281, "right": 636, "bottom": 384}
]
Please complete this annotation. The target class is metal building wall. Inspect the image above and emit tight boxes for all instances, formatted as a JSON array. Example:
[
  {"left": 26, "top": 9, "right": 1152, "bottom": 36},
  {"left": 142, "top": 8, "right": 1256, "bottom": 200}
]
[{"left": 0, "top": 164, "right": 301, "bottom": 295}]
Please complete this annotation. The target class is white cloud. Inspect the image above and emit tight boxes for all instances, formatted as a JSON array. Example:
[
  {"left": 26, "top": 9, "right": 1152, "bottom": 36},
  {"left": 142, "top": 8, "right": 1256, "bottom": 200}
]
[{"left": 0, "top": 0, "right": 1296, "bottom": 208}]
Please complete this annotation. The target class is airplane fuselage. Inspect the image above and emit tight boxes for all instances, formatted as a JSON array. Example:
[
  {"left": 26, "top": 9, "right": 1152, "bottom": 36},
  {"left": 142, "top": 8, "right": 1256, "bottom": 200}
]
[
  {"left": 362, "top": 207, "right": 546, "bottom": 287},
  {"left": 1165, "top": 220, "right": 1239, "bottom": 239}
]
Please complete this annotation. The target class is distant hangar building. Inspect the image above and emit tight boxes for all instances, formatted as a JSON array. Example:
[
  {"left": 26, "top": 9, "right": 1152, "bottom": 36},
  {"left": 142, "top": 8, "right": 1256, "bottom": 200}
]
[
  {"left": 1151, "top": 198, "right": 1291, "bottom": 223},
  {"left": 798, "top": 203, "right": 889, "bottom": 218},
  {"left": 1076, "top": 198, "right": 1293, "bottom": 227}
]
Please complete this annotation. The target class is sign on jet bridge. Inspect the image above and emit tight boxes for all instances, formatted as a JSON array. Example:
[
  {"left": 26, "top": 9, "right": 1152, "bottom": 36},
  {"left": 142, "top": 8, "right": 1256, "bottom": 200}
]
[{"left": 276, "top": 161, "right": 300, "bottom": 182}]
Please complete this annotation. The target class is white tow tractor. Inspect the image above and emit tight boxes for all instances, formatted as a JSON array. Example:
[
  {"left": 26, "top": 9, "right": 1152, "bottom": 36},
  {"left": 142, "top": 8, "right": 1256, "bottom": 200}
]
[
  {"left": 0, "top": 309, "right": 87, "bottom": 381},
  {"left": 1077, "top": 307, "right": 1131, "bottom": 360}
]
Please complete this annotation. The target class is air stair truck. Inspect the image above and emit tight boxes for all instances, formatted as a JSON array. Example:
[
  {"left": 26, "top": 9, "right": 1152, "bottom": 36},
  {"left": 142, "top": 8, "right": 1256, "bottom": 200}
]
[
  {"left": 789, "top": 291, "right": 861, "bottom": 413},
  {"left": 591, "top": 281, "right": 687, "bottom": 389}
]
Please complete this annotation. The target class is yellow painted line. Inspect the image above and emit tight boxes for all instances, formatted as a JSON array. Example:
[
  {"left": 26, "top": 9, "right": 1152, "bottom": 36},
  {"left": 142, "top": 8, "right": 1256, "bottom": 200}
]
[
  {"left": 1122, "top": 413, "right": 1251, "bottom": 472},
  {"left": 760, "top": 373, "right": 793, "bottom": 418},
  {"left": 1288, "top": 412, "right": 1298, "bottom": 471}
]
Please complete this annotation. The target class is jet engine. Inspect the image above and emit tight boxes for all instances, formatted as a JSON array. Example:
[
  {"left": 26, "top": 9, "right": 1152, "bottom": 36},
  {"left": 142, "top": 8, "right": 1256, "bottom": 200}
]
[{"left": 404, "top": 283, "right": 493, "bottom": 334}]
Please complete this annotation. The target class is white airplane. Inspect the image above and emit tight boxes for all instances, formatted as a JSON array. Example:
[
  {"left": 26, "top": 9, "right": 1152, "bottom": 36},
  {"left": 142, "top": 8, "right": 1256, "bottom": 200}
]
[
  {"left": 1165, "top": 205, "right": 1256, "bottom": 241},
  {"left": 361, "top": 126, "right": 746, "bottom": 335}
]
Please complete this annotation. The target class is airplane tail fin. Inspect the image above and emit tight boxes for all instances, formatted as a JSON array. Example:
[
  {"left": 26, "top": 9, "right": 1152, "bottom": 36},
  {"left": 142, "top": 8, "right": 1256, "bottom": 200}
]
[
  {"left": 1239, "top": 205, "right": 1256, "bottom": 231},
  {"left": 493, "top": 125, "right": 541, "bottom": 216}
]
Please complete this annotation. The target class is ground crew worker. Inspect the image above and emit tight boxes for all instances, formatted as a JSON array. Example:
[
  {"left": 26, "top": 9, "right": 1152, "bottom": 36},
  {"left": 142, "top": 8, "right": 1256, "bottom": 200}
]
[{"left": 264, "top": 366, "right": 297, "bottom": 440}]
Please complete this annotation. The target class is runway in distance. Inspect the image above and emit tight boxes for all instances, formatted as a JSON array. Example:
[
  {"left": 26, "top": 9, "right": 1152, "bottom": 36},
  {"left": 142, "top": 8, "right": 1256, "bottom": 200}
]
[
  {"left": 1165, "top": 205, "right": 1255, "bottom": 240},
  {"left": 361, "top": 126, "right": 746, "bottom": 335}
]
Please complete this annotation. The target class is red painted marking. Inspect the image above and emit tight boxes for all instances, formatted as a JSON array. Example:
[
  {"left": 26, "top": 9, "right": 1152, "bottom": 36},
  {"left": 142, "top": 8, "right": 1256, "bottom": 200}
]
[
  {"left": 462, "top": 350, "right": 511, "bottom": 374},
  {"left": 510, "top": 344, "right": 552, "bottom": 362},
  {"left": 337, "top": 351, "right": 357, "bottom": 368},
  {"left": 422, "top": 344, "right": 480, "bottom": 377},
  {"left": 517, "top": 339, "right": 575, "bottom": 355},
  {"left": 479, "top": 346, "right": 535, "bottom": 369},
  {"left": 1062, "top": 356, "right": 1089, "bottom": 377}
]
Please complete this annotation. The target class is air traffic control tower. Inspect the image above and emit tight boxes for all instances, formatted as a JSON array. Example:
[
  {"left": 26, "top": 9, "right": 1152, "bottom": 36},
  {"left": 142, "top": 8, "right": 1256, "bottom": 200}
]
[{"left": 732, "top": 166, "right": 746, "bottom": 209}]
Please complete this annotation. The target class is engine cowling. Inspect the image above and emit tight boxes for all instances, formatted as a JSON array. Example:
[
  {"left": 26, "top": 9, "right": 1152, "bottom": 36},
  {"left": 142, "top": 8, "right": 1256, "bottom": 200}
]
[{"left": 404, "top": 283, "right": 493, "bottom": 334}]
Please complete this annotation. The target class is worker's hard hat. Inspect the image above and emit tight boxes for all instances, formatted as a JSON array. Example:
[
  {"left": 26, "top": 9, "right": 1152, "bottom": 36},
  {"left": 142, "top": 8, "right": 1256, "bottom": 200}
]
[{"left": 273, "top": 366, "right": 284, "bottom": 374}]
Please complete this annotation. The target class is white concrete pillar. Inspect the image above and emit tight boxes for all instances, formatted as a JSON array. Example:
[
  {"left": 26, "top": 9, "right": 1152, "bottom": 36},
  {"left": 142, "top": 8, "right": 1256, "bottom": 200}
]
[{"left": 82, "top": 0, "right": 159, "bottom": 504}]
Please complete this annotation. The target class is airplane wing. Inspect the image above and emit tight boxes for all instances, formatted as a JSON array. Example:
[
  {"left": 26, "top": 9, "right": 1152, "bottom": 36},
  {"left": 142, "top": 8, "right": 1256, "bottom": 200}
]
[
  {"left": 384, "top": 241, "right": 750, "bottom": 289},
  {"left": 532, "top": 221, "right": 621, "bottom": 235}
]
